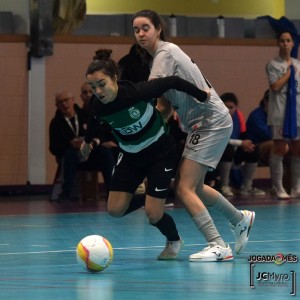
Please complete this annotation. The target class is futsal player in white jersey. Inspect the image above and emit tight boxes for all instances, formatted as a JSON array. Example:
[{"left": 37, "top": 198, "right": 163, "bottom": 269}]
[
  {"left": 132, "top": 9, "right": 256, "bottom": 261},
  {"left": 266, "top": 31, "right": 300, "bottom": 200}
]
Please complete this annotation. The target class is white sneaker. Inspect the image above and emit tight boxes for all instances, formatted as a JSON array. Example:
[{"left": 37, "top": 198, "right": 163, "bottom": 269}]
[
  {"left": 157, "top": 238, "right": 184, "bottom": 260},
  {"left": 221, "top": 185, "right": 234, "bottom": 197},
  {"left": 230, "top": 210, "right": 255, "bottom": 254},
  {"left": 189, "top": 242, "right": 233, "bottom": 262},
  {"left": 273, "top": 187, "right": 290, "bottom": 200},
  {"left": 290, "top": 189, "right": 300, "bottom": 198},
  {"left": 240, "top": 186, "right": 266, "bottom": 196}
]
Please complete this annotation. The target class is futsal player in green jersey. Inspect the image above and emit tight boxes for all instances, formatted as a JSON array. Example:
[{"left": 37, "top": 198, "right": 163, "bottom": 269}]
[{"left": 80, "top": 48, "right": 209, "bottom": 260}]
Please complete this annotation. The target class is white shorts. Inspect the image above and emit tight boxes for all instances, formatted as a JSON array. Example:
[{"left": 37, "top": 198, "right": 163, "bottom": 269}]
[
  {"left": 182, "top": 114, "right": 232, "bottom": 170},
  {"left": 271, "top": 126, "right": 300, "bottom": 140}
]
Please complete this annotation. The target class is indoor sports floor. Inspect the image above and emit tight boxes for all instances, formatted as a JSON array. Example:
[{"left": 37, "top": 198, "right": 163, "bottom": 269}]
[{"left": 0, "top": 192, "right": 299, "bottom": 299}]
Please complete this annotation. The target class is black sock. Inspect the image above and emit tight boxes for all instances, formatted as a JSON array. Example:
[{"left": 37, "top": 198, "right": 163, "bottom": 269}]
[
  {"left": 151, "top": 213, "right": 180, "bottom": 241},
  {"left": 122, "top": 193, "right": 146, "bottom": 216}
]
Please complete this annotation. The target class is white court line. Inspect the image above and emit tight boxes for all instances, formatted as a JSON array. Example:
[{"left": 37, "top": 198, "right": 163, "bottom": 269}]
[
  {"left": 0, "top": 238, "right": 299, "bottom": 256},
  {"left": 0, "top": 250, "right": 75, "bottom": 255}
]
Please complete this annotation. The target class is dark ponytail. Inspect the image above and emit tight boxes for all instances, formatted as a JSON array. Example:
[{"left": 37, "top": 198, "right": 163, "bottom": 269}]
[{"left": 86, "top": 48, "right": 120, "bottom": 79}]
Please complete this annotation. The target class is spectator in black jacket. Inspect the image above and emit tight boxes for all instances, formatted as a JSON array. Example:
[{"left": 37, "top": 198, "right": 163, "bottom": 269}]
[{"left": 49, "top": 89, "right": 115, "bottom": 201}]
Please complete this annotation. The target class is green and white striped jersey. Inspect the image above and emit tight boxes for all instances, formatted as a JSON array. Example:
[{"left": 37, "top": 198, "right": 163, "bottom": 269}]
[{"left": 85, "top": 77, "right": 207, "bottom": 153}]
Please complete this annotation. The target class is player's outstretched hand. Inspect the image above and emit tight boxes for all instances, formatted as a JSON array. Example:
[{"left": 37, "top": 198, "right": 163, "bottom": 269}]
[{"left": 80, "top": 141, "right": 93, "bottom": 160}]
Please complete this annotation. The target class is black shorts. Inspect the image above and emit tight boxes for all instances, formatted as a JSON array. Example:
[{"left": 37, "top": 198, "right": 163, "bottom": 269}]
[{"left": 110, "top": 134, "right": 178, "bottom": 198}]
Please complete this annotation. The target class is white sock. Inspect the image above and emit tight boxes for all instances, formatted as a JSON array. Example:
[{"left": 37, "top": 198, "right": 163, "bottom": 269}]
[
  {"left": 218, "top": 162, "right": 232, "bottom": 187},
  {"left": 241, "top": 162, "right": 257, "bottom": 189},
  {"left": 210, "top": 193, "right": 243, "bottom": 226},
  {"left": 192, "top": 209, "right": 226, "bottom": 247},
  {"left": 291, "top": 156, "right": 300, "bottom": 191},
  {"left": 269, "top": 154, "right": 284, "bottom": 190}
]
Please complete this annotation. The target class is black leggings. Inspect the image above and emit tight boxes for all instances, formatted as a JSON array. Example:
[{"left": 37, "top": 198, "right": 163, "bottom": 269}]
[{"left": 220, "top": 144, "right": 259, "bottom": 165}]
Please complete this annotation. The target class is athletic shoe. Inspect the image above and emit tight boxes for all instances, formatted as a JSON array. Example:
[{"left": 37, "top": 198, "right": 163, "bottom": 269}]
[
  {"left": 221, "top": 185, "right": 234, "bottom": 197},
  {"left": 189, "top": 242, "right": 233, "bottom": 262},
  {"left": 272, "top": 187, "right": 290, "bottom": 200},
  {"left": 157, "top": 238, "right": 184, "bottom": 260},
  {"left": 239, "top": 186, "right": 266, "bottom": 196},
  {"left": 230, "top": 210, "right": 255, "bottom": 254},
  {"left": 290, "top": 189, "right": 300, "bottom": 198}
]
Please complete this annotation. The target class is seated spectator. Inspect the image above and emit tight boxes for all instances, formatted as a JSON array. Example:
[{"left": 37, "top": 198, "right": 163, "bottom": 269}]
[
  {"left": 80, "top": 81, "right": 93, "bottom": 112},
  {"left": 217, "top": 92, "right": 266, "bottom": 197},
  {"left": 246, "top": 90, "right": 273, "bottom": 165},
  {"left": 49, "top": 89, "right": 116, "bottom": 201}
]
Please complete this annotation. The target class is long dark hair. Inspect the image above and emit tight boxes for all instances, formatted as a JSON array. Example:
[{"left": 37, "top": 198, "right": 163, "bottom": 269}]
[
  {"left": 86, "top": 48, "right": 119, "bottom": 79},
  {"left": 132, "top": 9, "right": 166, "bottom": 41}
]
